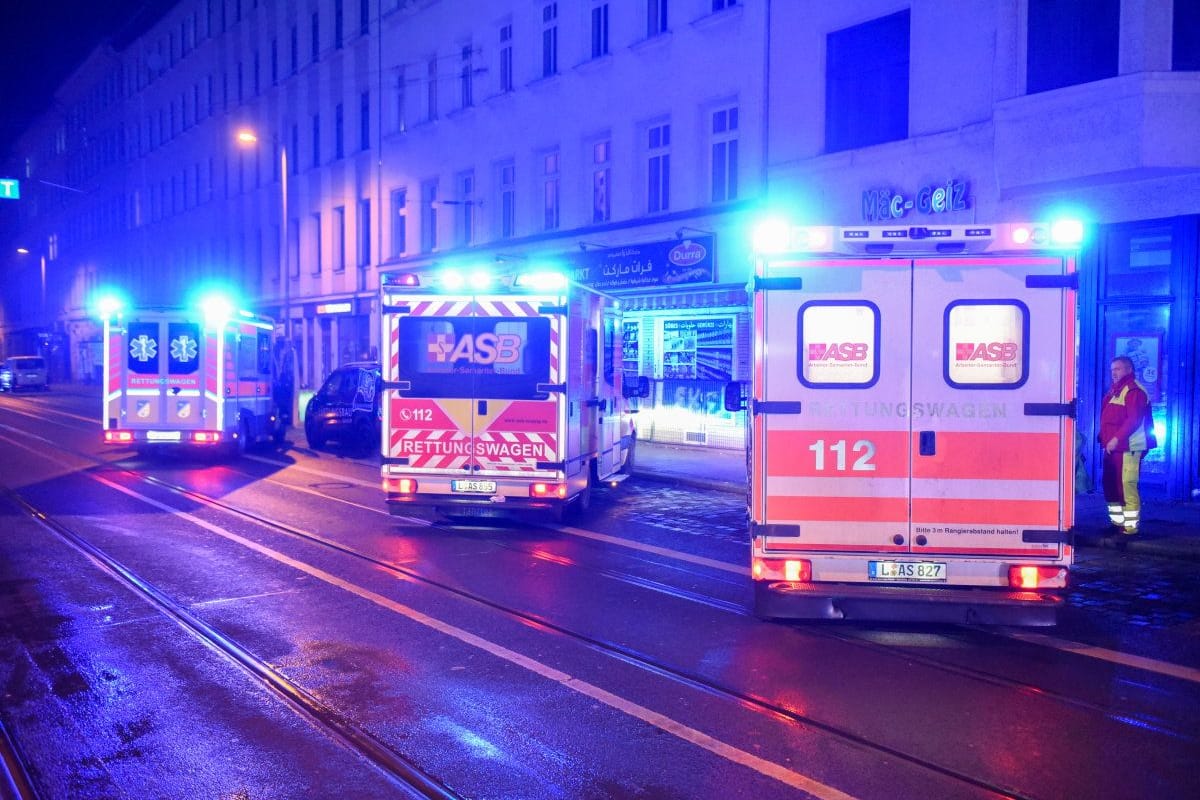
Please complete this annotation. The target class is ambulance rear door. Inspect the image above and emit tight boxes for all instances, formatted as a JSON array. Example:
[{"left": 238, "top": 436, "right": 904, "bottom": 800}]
[
  {"left": 756, "top": 256, "right": 913, "bottom": 555},
  {"left": 117, "top": 313, "right": 210, "bottom": 436},
  {"left": 385, "top": 294, "right": 562, "bottom": 487},
  {"left": 908, "top": 254, "right": 1073, "bottom": 560}
]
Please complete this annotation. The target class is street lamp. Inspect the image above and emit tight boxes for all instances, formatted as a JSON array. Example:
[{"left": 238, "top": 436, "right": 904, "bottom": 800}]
[{"left": 236, "top": 126, "right": 299, "bottom": 430}]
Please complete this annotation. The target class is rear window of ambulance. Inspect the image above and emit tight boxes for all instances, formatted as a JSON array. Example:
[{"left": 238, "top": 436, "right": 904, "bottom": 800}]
[{"left": 396, "top": 316, "right": 551, "bottom": 399}]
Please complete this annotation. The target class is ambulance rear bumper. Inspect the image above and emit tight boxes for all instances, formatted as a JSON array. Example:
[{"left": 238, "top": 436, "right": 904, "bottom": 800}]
[{"left": 754, "top": 581, "right": 1061, "bottom": 626}]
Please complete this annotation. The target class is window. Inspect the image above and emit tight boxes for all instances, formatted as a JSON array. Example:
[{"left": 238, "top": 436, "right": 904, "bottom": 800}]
[
  {"left": 312, "top": 113, "right": 321, "bottom": 166},
  {"left": 271, "top": 39, "right": 278, "bottom": 85},
  {"left": 647, "top": 123, "right": 670, "bottom": 213},
  {"left": 1176, "top": 0, "right": 1200, "bottom": 70},
  {"left": 360, "top": 90, "right": 370, "bottom": 150},
  {"left": 311, "top": 11, "right": 320, "bottom": 62},
  {"left": 455, "top": 170, "right": 475, "bottom": 247},
  {"left": 288, "top": 217, "right": 300, "bottom": 277},
  {"left": 798, "top": 302, "right": 880, "bottom": 388},
  {"left": 335, "top": 103, "right": 344, "bottom": 159},
  {"left": 333, "top": 205, "right": 346, "bottom": 271},
  {"left": 592, "top": 138, "right": 611, "bottom": 223},
  {"left": 542, "top": 3, "right": 558, "bottom": 77},
  {"left": 825, "top": 10, "right": 909, "bottom": 153},
  {"left": 711, "top": 105, "right": 738, "bottom": 203},
  {"left": 396, "top": 317, "right": 551, "bottom": 400},
  {"left": 713, "top": 0, "right": 738, "bottom": 10},
  {"left": 361, "top": 0, "right": 370, "bottom": 35},
  {"left": 335, "top": 0, "right": 344, "bottom": 49},
  {"left": 126, "top": 322, "right": 162, "bottom": 375},
  {"left": 291, "top": 123, "right": 299, "bottom": 174},
  {"left": 357, "top": 198, "right": 371, "bottom": 267},
  {"left": 944, "top": 301, "right": 1029, "bottom": 389},
  {"left": 1027, "top": 0, "right": 1118, "bottom": 93},
  {"left": 253, "top": 50, "right": 260, "bottom": 94},
  {"left": 390, "top": 188, "right": 407, "bottom": 257},
  {"left": 499, "top": 23, "right": 514, "bottom": 92},
  {"left": 460, "top": 44, "right": 474, "bottom": 108},
  {"left": 647, "top": 0, "right": 668, "bottom": 36},
  {"left": 421, "top": 179, "right": 438, "bottom": 252},
  {"left": 291, "top": 25, "right": 298, "bottom": 74},
  {"left": 396, "top": 66, "right": 407, "bottom": 131},
  {"left": 543, "top": 151, "right": 560, "bottom": 230},
  {"left": 591, "top": 2, "right": 609, "bottom": 58},
  {"left": 310, "top": 212, "right": 323, "bottom": 274},
  {"left": 497, "top": 161, "right": 515, "bottom": 238},
  {"left": 237, "top": 61, "right": 244, "bottom": 103},
  {"left": 427, "top": 57, "right": 438, "bottom": 120}
]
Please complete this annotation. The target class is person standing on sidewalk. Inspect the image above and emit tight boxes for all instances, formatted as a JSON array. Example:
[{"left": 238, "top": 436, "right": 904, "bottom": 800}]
[{"left": 1099, "top": 355, "right": 1153, "bottom": 537}]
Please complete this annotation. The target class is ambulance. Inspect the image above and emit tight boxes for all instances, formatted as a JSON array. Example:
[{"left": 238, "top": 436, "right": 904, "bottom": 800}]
[
  {"left": 98, "top": 294, "right": 284, "bottom": 455},
  {"left": 728, "top": 221, "right": 1082, "bottom": 625},
  {"left": 379, "top": 265, "right": 647, "bottom": 521}
]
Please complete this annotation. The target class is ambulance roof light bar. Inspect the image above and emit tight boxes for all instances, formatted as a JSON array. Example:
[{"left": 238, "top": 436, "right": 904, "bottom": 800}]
[
  {"left": 753, "top": 221, "right": 1084, "bottom": 256},
  {"left": 93, "top": 293, "right": 126, "bottom": 321}
]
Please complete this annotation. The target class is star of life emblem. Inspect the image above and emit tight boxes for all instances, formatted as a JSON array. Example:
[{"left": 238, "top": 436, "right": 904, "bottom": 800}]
[
  {"left": 130, "top": 335, "right": 158, "bottom": 362},
  {"left": 171, "top": 334, "right": 198, "bottom": 362}
]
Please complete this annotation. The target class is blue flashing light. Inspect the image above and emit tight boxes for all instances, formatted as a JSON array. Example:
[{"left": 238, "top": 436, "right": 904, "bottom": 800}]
[
  {"left": 93, "top": 292, "right": 126, "bottom": 320},
  {"left": 468, "top": 269, "right": 494, "bottom": 291},
  {"left": 440, "top": 269, "right": 466, "bottom": 291},
  {"left": 198, "top": 292, "right": 234, "bottom": 329},
  {"left": 1051, "top": 219, "right": 1084, "bottom": 245},
  {"left": 752, "top": 219, "right": 791, "bottom": 254}
]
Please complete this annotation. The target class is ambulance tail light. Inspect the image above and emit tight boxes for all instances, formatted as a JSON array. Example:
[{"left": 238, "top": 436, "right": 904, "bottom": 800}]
[
  {"left": 192, "top": 431, "right": 222, "bottom": 444},
  {"left": 104, "top": 430, "right": 134, "bottom": 444},
  {"left": 384, "top": 477, "right": 417, "bottom": 495},
  {"left": 530, "top": 482, "right": 568, "bottom": 500},
  {"left": 1008, "top": 565, "right": 1068, "bottom": 590},
  {"left": 752, "top": 557, "right": 812, "bottom": 583}
]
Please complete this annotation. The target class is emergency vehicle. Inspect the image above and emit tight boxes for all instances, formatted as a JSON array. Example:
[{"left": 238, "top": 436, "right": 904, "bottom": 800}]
[
  {"left": 379, "top": 266, "right": 647, "bottom": 521},
  {"left": 98, "top": 295, "right": 284, "bottom": 455},
  {"left": 728, "top": 221, "right": 1082, "bottom": 625}
]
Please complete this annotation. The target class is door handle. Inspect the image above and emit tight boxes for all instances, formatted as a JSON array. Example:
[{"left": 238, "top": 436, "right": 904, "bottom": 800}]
[
  {"left": 919, "top": 430, "right": 936, "bottom": 456},
  {"left": 478, "top": 400, "right": 487, "bottom": 415}
]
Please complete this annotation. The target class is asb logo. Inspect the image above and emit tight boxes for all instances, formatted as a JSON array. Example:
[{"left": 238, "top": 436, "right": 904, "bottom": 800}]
[
  {"left": 808, "top": 342, "right": 869, "bottom": 362},
  {"left": 956, "top": 342, "right": 1018, "bottom": 362},
  {"left": 427, "top": 332, "right": 523, "bottom": 365}
]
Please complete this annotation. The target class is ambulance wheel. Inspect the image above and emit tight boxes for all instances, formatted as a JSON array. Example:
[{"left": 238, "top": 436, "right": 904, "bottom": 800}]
[
  {"left": 272, "top": 421, "right": 286, "bottom": 446},
  {"left": 620, "top": 438, "right": 637, "bottom": 474},
  {"left": 235, "top": 420, "right": 250, "bottom": 456},
  {"left": 354, "top": 419, "right": 376, "bottom": 456}
]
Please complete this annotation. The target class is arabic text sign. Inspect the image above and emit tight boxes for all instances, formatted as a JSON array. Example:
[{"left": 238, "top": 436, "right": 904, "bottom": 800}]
[{"left": 569, "top": 235, "right": 715, "bottom": 291}]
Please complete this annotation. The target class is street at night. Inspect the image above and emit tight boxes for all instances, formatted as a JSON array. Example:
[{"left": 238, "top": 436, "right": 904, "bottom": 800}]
[{"left": 2, "top": 385, "right": 1198, "bottom": 799}]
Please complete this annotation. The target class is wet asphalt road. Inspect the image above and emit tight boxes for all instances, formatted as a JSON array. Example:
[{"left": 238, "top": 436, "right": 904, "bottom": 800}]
[{"left": 1, "top": 387, "right": 1198, "bottom": 800}]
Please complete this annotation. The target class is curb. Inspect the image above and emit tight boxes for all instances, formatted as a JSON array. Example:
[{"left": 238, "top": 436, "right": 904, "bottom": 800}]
[{"left": 630, "top": 469, "right": 744, "bottom": 496}]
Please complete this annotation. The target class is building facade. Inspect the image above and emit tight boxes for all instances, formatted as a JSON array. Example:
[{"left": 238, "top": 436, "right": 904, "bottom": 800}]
[{"left": 2, "top": 0, "right": 1198, "bottom": 498}]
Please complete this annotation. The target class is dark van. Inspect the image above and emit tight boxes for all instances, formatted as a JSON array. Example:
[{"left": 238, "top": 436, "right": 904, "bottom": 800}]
[{"left": 304, "top": 362, "right": 382, "bottom": 454}]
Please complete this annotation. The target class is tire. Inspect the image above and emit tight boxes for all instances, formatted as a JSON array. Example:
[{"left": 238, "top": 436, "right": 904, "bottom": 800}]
[
  {"left": 305, "top": 418, "right": 326, "bottom": 450},
  {"left": 354, "top": 419, "right": 376, "bottom": 457},
  {"left": 235, "top": 419, "right": 250, "bottom": 457},
  {"left": 620, "top": 438, "right": 637, "bottom": 475},
  {"left": 272, "top": 422, "right": 286, "bottom": 446}
]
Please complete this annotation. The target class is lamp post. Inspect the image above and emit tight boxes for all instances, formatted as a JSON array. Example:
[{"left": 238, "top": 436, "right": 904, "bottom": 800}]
[{"left": 236, "top": 127, "right": 299, "bottom": 430}]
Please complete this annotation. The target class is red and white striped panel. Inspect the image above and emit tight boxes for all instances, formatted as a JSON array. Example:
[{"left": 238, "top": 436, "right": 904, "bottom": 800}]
[
  {"left": 549, "top": 315, "right": 561, "bottom": 384},
  {"left": 392, "top": 428, "right": 474, "bottom": 470},
  {"left": 475, "top": 431, "right": 557, "bottom": 472}
]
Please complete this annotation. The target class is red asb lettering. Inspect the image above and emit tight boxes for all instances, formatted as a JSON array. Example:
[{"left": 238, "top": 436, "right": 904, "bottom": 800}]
[
  {"left": 809, "top": 342, "right": 869, "bottom": 362},
  {"left": 956, "top": 342, "right": 1019, "bottom": 362}
]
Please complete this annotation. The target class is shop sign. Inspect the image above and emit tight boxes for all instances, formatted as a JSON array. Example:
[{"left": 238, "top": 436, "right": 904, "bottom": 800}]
[
  {"left": 861, "top": 179, "right": 969, "bottom": 222},
  {"left": 316, "top": 301, "right": 353, "bottom": 314},
  {"left": 569, "top": 235, "right": 715, "bottom": 291}
]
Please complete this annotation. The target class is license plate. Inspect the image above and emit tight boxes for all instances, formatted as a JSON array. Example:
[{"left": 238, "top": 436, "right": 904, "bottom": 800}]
[
  {"left": 868, "top": 561, "right": 947, "bottom": 582},
  {"left": 146, "top": 431, "right": 182, "bottom": 441},
  {"left": 451, "top": 479, "right": 497, "bottom": 494}
]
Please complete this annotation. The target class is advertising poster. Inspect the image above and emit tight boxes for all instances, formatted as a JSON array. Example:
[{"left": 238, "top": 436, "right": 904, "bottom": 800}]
[{"left": 1112, "top": 333, "right": 1162, "bottom": 402}]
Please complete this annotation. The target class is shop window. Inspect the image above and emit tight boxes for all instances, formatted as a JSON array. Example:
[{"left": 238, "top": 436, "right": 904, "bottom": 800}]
[
  {"left": 622, "top": 320, "right": 640, "bottom": 378},
  {"left": 1104, "top": 304, "right": 1171, "bottom": 486},
  {"left": 662, "top": 317, "right": 733, "bottom": 381},
  {"left": 797, "top": 302, "right": 879, "bottom": 388},
  {"left": 943, "top": 301, "right": 1029, "bottom": 389},
  {"left": 1175, "top": 0, "right": 1200, "bottom": 71},
  {"left": 1026, "top": 0, "right": 1118, "bottom": 94},
  {"left": 1103, "top": 226, "right": 1173, "bottom": 298}
]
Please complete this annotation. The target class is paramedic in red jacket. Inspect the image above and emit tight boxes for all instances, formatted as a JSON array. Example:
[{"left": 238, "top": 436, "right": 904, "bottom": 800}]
[{"left": 1099, "top": 355, "right": 1151, "bottom": 535}]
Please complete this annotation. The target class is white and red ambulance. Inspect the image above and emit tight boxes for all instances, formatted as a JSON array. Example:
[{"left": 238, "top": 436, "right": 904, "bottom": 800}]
[
  {"left": 99, "top": 295, "right": 284, "bottom": 455},
  {"left": 728, "top": 221, "right": 1082, "bottom": 625},
  {"left": 379, "top": 266, "right": 646, "bottom": 521}
]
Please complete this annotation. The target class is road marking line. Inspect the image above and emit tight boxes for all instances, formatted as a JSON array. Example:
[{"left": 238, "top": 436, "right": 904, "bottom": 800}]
[
  {"left": 1003, "top": 632, "right": 1200, "bottom": 684},
  {"left": 554, "top": 524, "right": 748, "bottom": 576},
  {"left": 81, "top": 469, "right": 854, "bottom": 799}
]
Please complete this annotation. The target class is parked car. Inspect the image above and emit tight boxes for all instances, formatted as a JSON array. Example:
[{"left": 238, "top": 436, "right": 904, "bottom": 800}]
[
  {"left": 304, "top": 362, "right": 382, "bottom": 453},
  {"left": 0, "top": 356, "right": 49, "bottom": 392}
]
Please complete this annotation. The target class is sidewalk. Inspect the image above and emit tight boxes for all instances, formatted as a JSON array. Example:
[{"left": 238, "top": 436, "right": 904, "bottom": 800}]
[{"left": 633, "top": 440, "right": 1200, "bottom": 562}]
